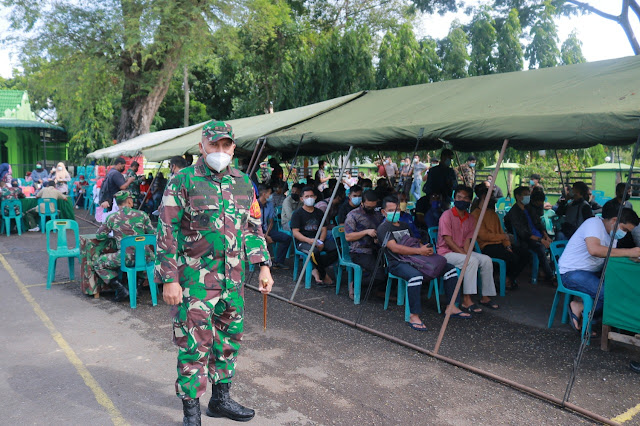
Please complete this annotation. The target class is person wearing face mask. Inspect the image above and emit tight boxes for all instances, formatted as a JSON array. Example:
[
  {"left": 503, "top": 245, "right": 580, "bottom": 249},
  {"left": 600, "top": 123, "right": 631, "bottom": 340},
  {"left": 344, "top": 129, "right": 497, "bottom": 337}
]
[
  {"left": 99, "top": 157, "right": 136, "bottom": 211},
  {"left": 422, "top": 149, "right": 457, "bottom": 203},
  {"left": 437, "top": 186, "right": 499, "bottom": 313},
  {"left": 504, "top": 186, "right": 555, "bottom": 283},
  {"left": 344, "top": 190, "right": 386, "bottom": 300},
  {"left": 337, "top": 184, "right": 363, "bottom": 225},
  {"left": 559, "top": 203, "right": 640, "bottom": 333},
  {"left": 31, "top": 162, "right": 49, "bottom": 185},
  {"left": 281, "top": 183, "right": 303, "bottom": 231},
  {"left": 383, "top": 156, "right": 398, "bottom": 187},
  {"left": 556, "top": 181, "right": 594, "bottom": 241},
  {"left": 457, "top": 155, "right": 477, "bottom": 188},
  {"left": 410, "top": 155, "right": 428, "bottom": 202},
  {"left": 125, "top": 160, "right": 144, "bottom": 208},
  {"left": 603, "top": 182, "right": 634, "bottom": 212},
  {"left": 53, "top": 162, "right": 71, "bottom": 195},
  {"left": 529, "top": 174, "right": 543, "bottom": 191},
  {"left": 73, "top": 175, "right": 89, "bottom": 208},
  {"left": 155, "top": 121, "right": 274, "bottom": 425},
  {"left": 291, "top": 186, "right": 339, "bottom": 286},
  {"left": 257, "top": 184, "right": 290, "bottom": 269},
  {"left": 398, "top": 157, "right": 412, "bottom": 195}
]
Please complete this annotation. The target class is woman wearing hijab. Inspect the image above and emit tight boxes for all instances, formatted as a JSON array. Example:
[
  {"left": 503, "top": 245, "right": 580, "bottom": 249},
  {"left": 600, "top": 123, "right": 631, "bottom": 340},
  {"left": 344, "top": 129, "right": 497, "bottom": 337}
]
[
  {"left": 0, "top": 163, "right": 13, "bottom": 185},
  {"left": 54, "top": 162, "right": 71, "bottom": 194}
]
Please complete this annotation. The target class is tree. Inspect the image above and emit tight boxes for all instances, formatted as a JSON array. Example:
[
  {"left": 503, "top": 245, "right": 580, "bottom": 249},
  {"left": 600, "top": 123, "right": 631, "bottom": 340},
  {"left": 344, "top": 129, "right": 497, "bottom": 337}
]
[
  {"left": 525, "top": 0, "right": 560, "bottom": 69},
  {"left": 496, "top": 8, "right": 524, "bottom": 73},
  {"left": 3, "top": 0, "right": 230, "bottom": 142},
  {"left": 439, "top": 21, "right": 469, "bottom": 80},
  {"left": 561, "top": 30, "right": 587, "bottom": 65},
  {"left": 468, "top": 6, "right": 498, "bottom": 76}
]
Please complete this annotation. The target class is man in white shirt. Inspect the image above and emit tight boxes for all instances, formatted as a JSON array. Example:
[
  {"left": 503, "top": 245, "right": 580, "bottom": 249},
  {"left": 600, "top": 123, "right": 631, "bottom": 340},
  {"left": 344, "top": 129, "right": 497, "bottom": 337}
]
[{"left": 559, "top": 203, "right": 640, "bottom": 331}]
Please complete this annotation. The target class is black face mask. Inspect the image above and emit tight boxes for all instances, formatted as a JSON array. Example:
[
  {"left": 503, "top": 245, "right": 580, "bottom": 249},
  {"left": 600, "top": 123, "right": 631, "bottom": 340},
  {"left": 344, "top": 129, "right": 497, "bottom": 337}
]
[
  {"left": 363, "top": 206, "right": 375, "bottom": 215},
  {"left": 291, "top": 193, "right": 300, "bottom": 202},
  {"left": 624, "top": 193, "right": 631, "bottom": 201}
]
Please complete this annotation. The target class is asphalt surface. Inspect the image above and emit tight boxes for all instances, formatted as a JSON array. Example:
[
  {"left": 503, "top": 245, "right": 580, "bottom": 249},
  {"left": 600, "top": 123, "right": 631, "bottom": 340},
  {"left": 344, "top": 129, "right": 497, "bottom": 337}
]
[{"left": 1, "top": 210, "right": 640, "bottom": 425}]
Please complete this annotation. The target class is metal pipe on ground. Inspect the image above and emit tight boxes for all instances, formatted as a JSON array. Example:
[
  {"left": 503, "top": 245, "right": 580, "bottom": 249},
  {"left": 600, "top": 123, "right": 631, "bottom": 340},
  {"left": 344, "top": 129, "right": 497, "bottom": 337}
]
[{"left": 247, "top": 283, "right": 618, "bottom": 425}]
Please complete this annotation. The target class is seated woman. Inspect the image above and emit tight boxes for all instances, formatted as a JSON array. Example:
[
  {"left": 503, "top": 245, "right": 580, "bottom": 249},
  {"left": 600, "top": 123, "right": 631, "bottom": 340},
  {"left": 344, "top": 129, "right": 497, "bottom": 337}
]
[{"left": 471, "top": 184, "right": 527, "bottom": 290}]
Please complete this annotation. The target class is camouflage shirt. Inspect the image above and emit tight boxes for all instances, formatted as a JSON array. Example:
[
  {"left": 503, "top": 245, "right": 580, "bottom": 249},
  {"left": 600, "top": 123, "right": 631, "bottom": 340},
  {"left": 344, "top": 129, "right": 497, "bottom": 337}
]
[
  {"left": 126, "top": 169, "right": 142, "bottom": 199},
  {"left": 154, "top": 158, "right": 269, "bottom": 298},
  {"left": 96, "top": 206, "right": 154, "bottom": 255},
  {"left": 1, "top": 186, "right": 23, "bottom": 201}
]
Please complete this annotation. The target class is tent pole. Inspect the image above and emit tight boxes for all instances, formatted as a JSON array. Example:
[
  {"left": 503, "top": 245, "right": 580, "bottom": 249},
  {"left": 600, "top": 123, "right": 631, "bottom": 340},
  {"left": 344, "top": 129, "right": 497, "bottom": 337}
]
[
  {"left": 354, "top": 128, "right": 424, "bottom": 325},
  {"left": 248, "top": 138, "right": 267, "bottom": 181},
  {"left": 562, "top": 130, "right": 640, "bottom": 405},
  {"left": 247, "top": 137, "right": 265, "bottom": 177},
  {"left": 283, "top": 133, "right": 305, "bottom": 184},
  {"left": 290, "top": 146, "right": 354, "bottom": 302},
  {"left": 434, "top": 139, "right": 509, "bottom": 354},
  {"left": 554, "top": 150, "right": 567, "bottom": 197},
  {"left": 453, "top": 149, "right": 469, "bottom": 187}
]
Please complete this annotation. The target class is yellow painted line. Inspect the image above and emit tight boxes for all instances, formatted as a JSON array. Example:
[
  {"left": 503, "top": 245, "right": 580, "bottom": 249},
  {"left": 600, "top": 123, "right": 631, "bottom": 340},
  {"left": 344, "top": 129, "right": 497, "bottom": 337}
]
[
  {"left": 0, "top": 253, "right": 128, "bottom": 426},
  {"left": 25, "top": 281, "right": 72, "bottom": 288},
  {"left": 612, "top": 402, "right": 640, "bottom": 423}
]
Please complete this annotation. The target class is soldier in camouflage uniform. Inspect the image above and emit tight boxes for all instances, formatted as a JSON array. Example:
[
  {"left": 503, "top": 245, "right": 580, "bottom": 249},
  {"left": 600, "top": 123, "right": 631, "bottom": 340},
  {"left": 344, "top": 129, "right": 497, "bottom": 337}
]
[
  {"left": 94, "top": 190, "right": 154, "bottom": 302},
  {"left": 155, "top": 121, "right": 274, "bottom": 425},
  {"left": 125, "top": 161, "right": 143, "bottom": 209}
]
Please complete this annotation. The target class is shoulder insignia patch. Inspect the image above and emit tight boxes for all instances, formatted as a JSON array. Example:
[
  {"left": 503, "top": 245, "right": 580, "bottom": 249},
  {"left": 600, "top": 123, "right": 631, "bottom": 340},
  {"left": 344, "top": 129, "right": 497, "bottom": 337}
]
[{"left": 250, "top": 193, "right": 261, "bottom": 219}]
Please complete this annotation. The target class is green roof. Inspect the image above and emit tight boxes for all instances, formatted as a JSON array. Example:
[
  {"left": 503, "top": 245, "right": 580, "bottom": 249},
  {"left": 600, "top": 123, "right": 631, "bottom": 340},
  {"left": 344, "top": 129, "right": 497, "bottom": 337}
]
[
  {"left": 586, "top": 162, "right": 640, "bottom": 171},
  {"left": 0, "top": 118, "right": 65, "bottom": 132},
  {"left": 0, "top": 90, "right": 25, "bottom": 114}
]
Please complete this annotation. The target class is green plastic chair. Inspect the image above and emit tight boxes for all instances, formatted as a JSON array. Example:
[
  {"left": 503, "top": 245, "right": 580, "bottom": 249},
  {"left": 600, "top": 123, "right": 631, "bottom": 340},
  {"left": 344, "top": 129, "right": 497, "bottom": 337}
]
[
  {"left": 38, "top": 198, "right": 58, "bottom": 233},
  {"left": 1, "top": 199, "right": 23, "bottom": 236},
  {"left": 46, "top": 220, "right": 80, "bottom": 288},
  {"left": 120, "top": 235, "right": 158, "bottom": 309},
  {"left": 84, "top": 185, "right": 94, "bottom": 210},
  {"left": 332, "top": 225, "right": 363, "bottom": 304}
]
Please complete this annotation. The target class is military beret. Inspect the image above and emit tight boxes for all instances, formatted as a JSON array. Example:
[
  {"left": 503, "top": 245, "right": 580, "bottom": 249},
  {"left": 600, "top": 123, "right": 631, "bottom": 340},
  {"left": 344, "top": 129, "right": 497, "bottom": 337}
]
[
  {"left": 114, "top": 190, "right": 132, "bottom": 203},
  {"left": 202, "top": 120, "right": 235, "bottom": 144}
]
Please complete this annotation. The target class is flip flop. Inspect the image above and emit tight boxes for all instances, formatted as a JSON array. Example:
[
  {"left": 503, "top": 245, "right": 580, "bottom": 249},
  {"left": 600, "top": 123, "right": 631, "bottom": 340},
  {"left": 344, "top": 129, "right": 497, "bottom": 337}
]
[
  {"left": 461, "top": 303, "right": 483, "bottom": 314},
  {"left": 569, "top": 310, "right": 581, "bottom": 332},
  {"left": 479, "top": 299, "right": 499, "bottom": 310},
  {"left": 449, "top": 311, "right": 472, "bottom": 319},
  {"left": 407, "top": 321, "right": 428, "bottom": 331}
]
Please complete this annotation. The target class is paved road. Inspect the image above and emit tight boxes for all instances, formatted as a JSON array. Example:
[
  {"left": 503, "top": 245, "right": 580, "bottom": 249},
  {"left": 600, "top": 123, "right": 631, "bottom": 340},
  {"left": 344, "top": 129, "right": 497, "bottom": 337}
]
[{"left": 1, "top": 213, "right": 639, "bottom": 425}]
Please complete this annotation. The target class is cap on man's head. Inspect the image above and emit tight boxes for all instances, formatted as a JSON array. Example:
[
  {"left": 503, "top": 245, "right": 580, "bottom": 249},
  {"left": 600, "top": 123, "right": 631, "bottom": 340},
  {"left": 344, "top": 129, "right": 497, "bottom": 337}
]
[
  {"left": 114, "top": 190, "right": 132, "bottom": 203},
  {"left": 202, "top": 121, "right": 235, "bottom": 144}
]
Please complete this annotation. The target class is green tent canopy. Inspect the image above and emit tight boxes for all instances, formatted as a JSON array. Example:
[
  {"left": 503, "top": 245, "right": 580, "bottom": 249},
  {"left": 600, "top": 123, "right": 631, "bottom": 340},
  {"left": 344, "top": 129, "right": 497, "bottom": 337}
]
[{"left": 264, "top": 55, "right": 640, "bottom": 154}]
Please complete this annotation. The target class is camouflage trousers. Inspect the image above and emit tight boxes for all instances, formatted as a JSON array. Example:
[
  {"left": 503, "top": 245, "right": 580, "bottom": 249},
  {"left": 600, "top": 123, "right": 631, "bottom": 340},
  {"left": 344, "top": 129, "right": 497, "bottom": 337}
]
[
  {"left": 173, "top": 283, "right": 244, "bottom": 400},
  {"left": 93, "top": 251, "right": 135, "bottom": 283}
]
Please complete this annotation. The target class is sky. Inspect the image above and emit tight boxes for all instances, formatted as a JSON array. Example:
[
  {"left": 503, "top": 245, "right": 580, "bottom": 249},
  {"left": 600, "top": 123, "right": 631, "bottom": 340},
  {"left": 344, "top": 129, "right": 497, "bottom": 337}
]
[{"left": 0, "top": 0, "right": 638, "bottom": 79}]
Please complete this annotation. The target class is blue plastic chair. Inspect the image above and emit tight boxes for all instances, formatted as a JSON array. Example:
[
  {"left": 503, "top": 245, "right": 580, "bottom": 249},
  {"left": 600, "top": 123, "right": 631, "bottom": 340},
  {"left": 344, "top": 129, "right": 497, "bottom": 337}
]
[
  {"left": 291, "top": 233, "right": 313, "bottom": 289},
  {"left": 474, "top": 242, "right": 506, "bottom": 297},
  {"left": 77, "top": 166, "right": 86, "bottom": 177},
  {"left": 120, "top": 235, "right": 158, "bottom": 309},
  {"left": 38, "top": 198, "right": 58, "bottom": 233},
  {"left": 547, "top": 241, "right": 594, "bottom": 344},
  {"left": 84, "top": 185, "right": 94, "bottom": 210},
  {"left": 46, "top": 220, "right": 80, "bottom": 288},
  {"left": 1, "top": 199, "right": 23, "bottom": 236},
  {"left": 332, "top": 226, "right": 363, "bottom": 304},
  {"left": 383, "top": 252, "right": 441, "bottom": 320},
  {"left": 273, "top": 209, "right": 292, "bottom": 259},
  {"left": 496, "top": 197, "right": 513, "bottom": 211},
  {"left": 496, "top": 210, "right": 507, "bottom": 232},
  {"left": 511, "top": 226, "right": 540, "bottom": 284}
]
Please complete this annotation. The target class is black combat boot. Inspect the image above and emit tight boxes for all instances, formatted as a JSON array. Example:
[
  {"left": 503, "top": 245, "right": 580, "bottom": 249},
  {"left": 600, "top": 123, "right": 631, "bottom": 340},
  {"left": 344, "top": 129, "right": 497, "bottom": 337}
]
[
  {"left": 182, "top": 398, "right": 201, "bottom": 426},
  {"left": 206, "top": 382, "right": 255, "bottom": 422},
  {"left": 110, "top": 278, "right": 129, "bottom": 302}
]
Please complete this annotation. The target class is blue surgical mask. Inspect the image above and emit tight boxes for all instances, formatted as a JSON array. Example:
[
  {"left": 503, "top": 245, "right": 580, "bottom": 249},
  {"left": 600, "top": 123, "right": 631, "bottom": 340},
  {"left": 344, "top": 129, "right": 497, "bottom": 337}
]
[
  {"left": 529, "top": 180, "right": 535, "bottom": 186},
  {"left": 612, "top": 229, "right": 627, "bottom": 240},
  {"left": 267, "top": 194, "right": 273, "bottom": 202},
  {"left": 351, "top": 196, "right": 362, "bottom": 206},
  {"left": 386, "top": 211, "right": 400, "bottom": 223},
  {"left": 522, "top": 195, "right": 531, "bottom": 205},
  {"left": 469, "top": 162, "right": 476, "bottom": 168}
]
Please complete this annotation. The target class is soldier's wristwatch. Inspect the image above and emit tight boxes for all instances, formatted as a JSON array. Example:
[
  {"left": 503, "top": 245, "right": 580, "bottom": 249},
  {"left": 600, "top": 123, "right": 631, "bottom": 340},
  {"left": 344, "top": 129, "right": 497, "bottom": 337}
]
[{"left": 258, "top": 260, "right": 272, "bottom": 268}]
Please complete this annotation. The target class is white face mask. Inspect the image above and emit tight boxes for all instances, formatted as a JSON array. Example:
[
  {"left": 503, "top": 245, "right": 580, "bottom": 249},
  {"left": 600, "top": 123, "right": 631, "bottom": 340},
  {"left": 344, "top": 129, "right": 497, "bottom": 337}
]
[
  {"left": 201, "top": 142, "right": 232, "bottom": 172},
  {"left": 303, "top": 197, "right": 316, "bottom": 207},
  {"left": 57, "top": 166, "right": 63, "bottom": 171}
]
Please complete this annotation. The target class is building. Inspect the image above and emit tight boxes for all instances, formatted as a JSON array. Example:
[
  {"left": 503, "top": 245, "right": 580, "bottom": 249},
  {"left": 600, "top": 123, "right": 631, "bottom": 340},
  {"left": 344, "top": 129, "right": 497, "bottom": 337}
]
[{"left": 0, "top": 90, "right": 67, "bottom": 177}]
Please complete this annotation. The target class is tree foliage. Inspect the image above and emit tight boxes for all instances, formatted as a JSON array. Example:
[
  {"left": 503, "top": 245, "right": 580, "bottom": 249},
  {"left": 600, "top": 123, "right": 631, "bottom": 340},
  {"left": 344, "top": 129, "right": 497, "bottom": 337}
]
[
  {"left": 468, "top": 6, "right": 497, "bottom": 76},
  {"left": 439, "top": 21, "right": 470, "bottom": 80},
  {"left": 525, "top": 0, "right": 560, "bottom": 69},
  {"left": 561, "top": 29, "right": 586, "bottom": 65},
  {"left": 496, "top": 8, "right": 524, "bottom": 73}
]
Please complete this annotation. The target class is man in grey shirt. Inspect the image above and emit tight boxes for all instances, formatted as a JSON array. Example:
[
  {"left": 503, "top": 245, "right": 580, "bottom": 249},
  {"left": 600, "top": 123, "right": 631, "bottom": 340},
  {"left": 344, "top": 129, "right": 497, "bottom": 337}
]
[{"left": 281, "top": 183, "right": 303, "bottom": 231}]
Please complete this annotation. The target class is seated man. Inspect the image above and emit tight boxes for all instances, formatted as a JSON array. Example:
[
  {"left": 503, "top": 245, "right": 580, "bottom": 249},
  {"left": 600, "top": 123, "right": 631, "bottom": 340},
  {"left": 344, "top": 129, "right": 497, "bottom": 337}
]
[
  {"left": 437, "top": 186, "right": 498, "bottom": 313},
  {"left": 0, "top": 180, "right": 36, "bottom": 231},
  {"left": 603, "top": 182, "right": 633, "bottom": 212},
  {"left": 93, "top": 190, "right": 155, "bottom": 302},
  {"left": 471, "top": 184, "right": 527, "bottom": 290},
  {"left": 559, "top": 204, "right": 640, "bottom": 332},
  {"left": 291, "top": 186, "right": 339, "bottom": 286},
  {"left": 344, "top": 190, "right": 386, "bottom": 299},
  {"left": 257, "top": 184, "right": 290, "bottom": 269},
  {"left": 271, "top": 181, "right": 287, "bottom": 208},
  {"left": 378, "top": 195, "right": 470, "bottom": 330},
  {"left": 504, "top": 186, "right": 555, "bottom": 283},
  {"left": 337, "top": 184, "right": 362, "bottom": 225},
  {"left": 425, "top": 193, "right": 447, "bottom": 229},
  {"left": 556, "top": 181, "right": 594, "bottom": 240},
  {"left": 281, "top": 183, "right": 303, "bottom": 231}
]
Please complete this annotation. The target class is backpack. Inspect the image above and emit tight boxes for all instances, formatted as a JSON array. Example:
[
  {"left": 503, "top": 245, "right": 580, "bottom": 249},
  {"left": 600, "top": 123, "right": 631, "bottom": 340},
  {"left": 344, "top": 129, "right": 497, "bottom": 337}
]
[{"left": 395, "top": 234, "right": 447, "bottom": 280}]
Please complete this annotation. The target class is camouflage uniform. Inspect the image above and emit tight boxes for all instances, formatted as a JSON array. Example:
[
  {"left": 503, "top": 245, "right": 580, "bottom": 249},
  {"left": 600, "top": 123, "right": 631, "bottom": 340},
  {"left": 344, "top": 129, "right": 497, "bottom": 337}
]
[
  {"left": 457, "top": 163, "right": 476, "bottom": 187},
  {"left": 126, "top": 169, "right": 142, "bottom": 209},
  {"left": 155, "top": 133, "right": 269, "bottom": 400},
  {"left": 1, "top": 186, "right": 23, "bottom": 216},
  {"left": 93, "top": 195, "right": 154, "bottom": 283}
]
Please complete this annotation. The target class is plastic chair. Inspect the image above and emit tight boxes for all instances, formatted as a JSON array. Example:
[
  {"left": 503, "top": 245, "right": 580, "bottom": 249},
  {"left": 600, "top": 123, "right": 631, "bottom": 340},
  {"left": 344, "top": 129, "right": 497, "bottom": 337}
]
[
  {"left": 474, "top": 242, "right": 506, "bottom": 297},
  {"left": 291, "top": 233, "right": 313, "bottom": 289},
  {"left": 120, "top": 235, "right": 158, "bottom": 309},
  {"left": 77, "top": 166, "right": 86, "bottom": 177},
  {"left": 496, "top": 210, "right": 507, "bottom": 232},
  {"left": 84, "top": 185, "right": 94, "bottom": 210},
  {"left": 383, "top": 252, "right": 441, "bottom": 320},
  {"left": 45, "top": 220, "right": 80, "bottom": 288},
  {"left": 273, "top": 210, "right": 292, "bottom": 259},
  {"left": 496, "top": 197, "right": 513, "bottom": 211},
  {"left": 38, "top": 198, "right": 58, "bottom": 233},
  {"left": 332, "top": 226, "right": 363, "bottom": 304},
  {"left": 547, "top": 241, "right": 594, "bottom": 344},
  {"left": 1, "top": 199, "right": 23, "bottom": 236}
]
